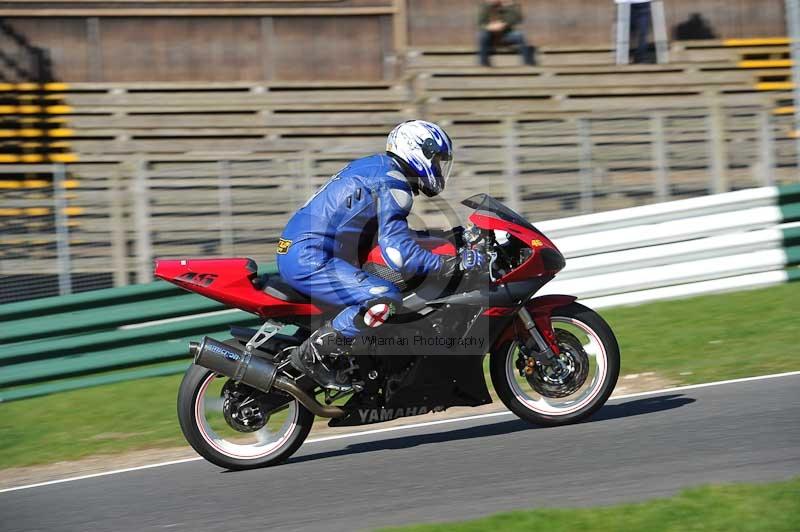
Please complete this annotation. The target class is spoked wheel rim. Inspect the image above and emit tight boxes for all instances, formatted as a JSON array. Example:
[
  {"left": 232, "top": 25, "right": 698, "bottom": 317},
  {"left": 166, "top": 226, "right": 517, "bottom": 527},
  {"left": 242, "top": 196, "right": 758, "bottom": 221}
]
[
  {"left": 505, "top": 316, "right": 608, "bottom": 416},
  {"left": 194, "top": 372, "right": 299, "bottom": 460}
]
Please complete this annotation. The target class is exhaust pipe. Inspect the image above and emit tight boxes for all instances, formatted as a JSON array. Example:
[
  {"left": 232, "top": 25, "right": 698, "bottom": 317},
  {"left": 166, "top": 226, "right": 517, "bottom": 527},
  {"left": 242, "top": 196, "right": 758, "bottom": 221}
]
[
  {"left": 272, "top": 375, "right": 347, "bottom": 419},
  {"left": 190, "top": 337, "right": 345, "bottom": 418}
]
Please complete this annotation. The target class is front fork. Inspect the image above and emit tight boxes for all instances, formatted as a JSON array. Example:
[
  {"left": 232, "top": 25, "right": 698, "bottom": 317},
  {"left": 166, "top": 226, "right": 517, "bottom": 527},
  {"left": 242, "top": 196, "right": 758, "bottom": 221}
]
[{"left": 517, "top": 307, "right": 560, "bottom": 367}]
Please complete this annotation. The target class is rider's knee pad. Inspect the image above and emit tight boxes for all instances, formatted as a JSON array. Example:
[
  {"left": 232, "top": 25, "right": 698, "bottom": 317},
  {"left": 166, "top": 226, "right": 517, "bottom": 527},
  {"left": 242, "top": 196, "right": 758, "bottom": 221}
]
[{"left": 356, "top": 297, "right": 398, "bottom": 330}]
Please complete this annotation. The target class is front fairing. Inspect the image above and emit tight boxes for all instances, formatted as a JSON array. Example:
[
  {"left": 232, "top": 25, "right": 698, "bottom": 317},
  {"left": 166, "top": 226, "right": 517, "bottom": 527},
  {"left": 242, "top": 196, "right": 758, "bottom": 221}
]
[
  {"left": 462, "top": 194, "right": 539, "bottom": 232},
  {"left": 463, "top": 194, "right": 565, "bottom": 283}
]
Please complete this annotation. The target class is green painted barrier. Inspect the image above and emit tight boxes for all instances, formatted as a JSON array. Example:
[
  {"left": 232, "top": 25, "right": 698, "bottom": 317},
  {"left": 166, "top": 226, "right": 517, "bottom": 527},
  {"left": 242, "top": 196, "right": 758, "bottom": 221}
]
[
  {"left": 786, "top": 246, "right": 800, "bottom": 266},
  {"left": 778, "top": 183, "right": 800, "bottom": 205},
  {"left": 0, "top": 361, "right": 192, "bottom": 403},
  {"left": 0, "top": 263, "right": 277, "bottom": 401},
  {"left": 0, "top": 282, "right": 183, "bottom": 322},
  {"left": 0, "top": 294, "right": 227, "bottom": 344},
  {"left": 1, "top": 310, "right": 255, "bottom": 365},
  {"left": 780, "top": 202, "right": 800, "bottom": 223},
  {"left": 783, "top": 226, "right": 800, "bottom": 246},
  {"left": 0, "top": 325, "right": 251, "bottom": 387},
  {"left": 0, "top": 264, "right": 277, "bottom": 325}
]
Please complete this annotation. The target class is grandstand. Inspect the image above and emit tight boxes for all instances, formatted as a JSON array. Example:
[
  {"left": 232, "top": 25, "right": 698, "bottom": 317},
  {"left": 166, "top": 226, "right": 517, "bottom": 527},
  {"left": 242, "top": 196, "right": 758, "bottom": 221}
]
[{"left": 0, "top": 1, "right": 797, "bottom": 301}]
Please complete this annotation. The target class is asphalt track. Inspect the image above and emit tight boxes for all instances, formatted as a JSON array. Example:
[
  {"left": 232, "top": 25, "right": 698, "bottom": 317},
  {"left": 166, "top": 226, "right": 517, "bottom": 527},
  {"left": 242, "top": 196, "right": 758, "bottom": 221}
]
[{"left": 2, "top": 373, "right": 799, "bottom": 532}]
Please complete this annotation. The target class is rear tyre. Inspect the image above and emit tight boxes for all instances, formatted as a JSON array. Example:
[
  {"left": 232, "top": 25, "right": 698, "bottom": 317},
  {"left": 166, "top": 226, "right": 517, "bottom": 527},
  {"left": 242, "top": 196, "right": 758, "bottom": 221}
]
[
  {"left": 178, "top": 362, "right": 314, "bottom": 470},
  {"left": 490, "top": 302, "right": 620, "bottom": 426}
]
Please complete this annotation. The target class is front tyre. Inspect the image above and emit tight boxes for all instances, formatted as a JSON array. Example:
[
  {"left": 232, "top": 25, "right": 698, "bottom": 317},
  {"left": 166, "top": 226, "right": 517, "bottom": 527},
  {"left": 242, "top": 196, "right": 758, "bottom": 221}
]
[
  {"left": 178, "top": 364, "right": 314, "bottom": 470},
  {"left": 490, "top": 302, "right": 620, "bottom": 426}
]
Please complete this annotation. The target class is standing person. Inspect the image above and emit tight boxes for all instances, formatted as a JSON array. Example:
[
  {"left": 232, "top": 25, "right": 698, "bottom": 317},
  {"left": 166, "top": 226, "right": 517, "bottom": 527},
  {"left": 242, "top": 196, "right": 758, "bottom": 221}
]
[
  {"left": 478, "top": 0, "right": 535, "bottom": 67},
  {"left": 616, "top": 0, "right": 653, "bottom": 64}
]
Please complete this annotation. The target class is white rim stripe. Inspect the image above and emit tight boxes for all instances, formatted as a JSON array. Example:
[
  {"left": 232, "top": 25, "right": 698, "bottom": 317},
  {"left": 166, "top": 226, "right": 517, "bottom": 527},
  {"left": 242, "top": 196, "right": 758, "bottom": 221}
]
[
  {"left": 194, "top": 373, "right": 298, "bottom": 460},
  {"left": 506, "top": 317, "right": 608, "bottom": 416}
]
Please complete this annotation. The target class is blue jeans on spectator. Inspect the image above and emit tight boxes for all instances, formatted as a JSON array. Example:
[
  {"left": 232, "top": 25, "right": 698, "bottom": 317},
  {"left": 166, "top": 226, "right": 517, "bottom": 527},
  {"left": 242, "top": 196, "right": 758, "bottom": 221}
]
[
  {"left": 630, "top": 3, "right": 652, "bottom": 63},
  {"left": 479, "top": 30, "right": 535, "bottom": 66}
]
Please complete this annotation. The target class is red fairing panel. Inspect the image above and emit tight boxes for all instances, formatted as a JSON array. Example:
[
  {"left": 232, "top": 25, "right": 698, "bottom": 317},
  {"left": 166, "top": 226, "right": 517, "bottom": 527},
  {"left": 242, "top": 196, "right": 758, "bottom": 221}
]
[
  {"left": 363, "top": 236, "right": 456, "bottom": 267},
  {"left": 489, "top": 295, "right": 577, "bottom": 352},
  {"left": 482, "top": 307, "right": 516, "bottom": 317},
  {"left": 469, "top": 212, "right": 561, "bottom": 284},
  {"left": 154, "top": 258, "right": 324, "bottom": 318}
]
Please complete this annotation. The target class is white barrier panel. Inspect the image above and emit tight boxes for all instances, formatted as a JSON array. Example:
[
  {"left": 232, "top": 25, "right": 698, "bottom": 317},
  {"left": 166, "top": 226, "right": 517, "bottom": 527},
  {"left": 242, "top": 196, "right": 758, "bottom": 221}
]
[
  {"left": 538, "top": 186, "right": 778, "bottom": 238},
  {"left": 558, "top": 227, "right": 785, "bottom": 280},
  {"left": 582, "top": 270, "right": 790, "bottom": 309},
  {"left": 541, "top": 248, "right": 788, "bottom": 299},
  {"left": 553, "top": 206, "right": 782, "bottom": 257}
]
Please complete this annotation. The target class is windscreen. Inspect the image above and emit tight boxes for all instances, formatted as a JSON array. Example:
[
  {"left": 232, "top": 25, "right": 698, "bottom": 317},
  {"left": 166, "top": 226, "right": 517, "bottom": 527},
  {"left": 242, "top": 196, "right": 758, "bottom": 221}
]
[{"left": 461, "top": 194, "right": 537, "bottom": 231}]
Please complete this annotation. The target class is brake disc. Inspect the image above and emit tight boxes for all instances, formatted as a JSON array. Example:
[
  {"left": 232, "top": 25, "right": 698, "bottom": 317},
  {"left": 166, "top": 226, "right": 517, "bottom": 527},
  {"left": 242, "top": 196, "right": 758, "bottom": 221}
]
[{"left": 528, "top": 329, "right": 590, "bottom": 399}]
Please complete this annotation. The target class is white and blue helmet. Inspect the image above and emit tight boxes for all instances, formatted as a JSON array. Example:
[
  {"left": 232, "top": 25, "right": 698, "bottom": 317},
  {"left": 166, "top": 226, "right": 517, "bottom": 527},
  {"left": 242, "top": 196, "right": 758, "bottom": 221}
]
[{"left": 386, "top": 120, "right": 454, "bottom": 197}]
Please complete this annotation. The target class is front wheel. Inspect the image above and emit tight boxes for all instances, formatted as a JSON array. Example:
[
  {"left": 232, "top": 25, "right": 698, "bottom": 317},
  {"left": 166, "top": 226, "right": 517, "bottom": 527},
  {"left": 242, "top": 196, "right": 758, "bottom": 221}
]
[
  {"left": 490, "top": 302, "right": 620, "bottom": 426},
  {"left": 177, "top": 363, "right": 314, "bottom": 470}
]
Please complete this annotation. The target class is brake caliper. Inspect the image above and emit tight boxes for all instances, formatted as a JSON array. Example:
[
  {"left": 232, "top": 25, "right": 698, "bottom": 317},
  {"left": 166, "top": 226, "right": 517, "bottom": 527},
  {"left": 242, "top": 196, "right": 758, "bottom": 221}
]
[{"left": 516, "top": 344, "right": 539, "bottom": 377}]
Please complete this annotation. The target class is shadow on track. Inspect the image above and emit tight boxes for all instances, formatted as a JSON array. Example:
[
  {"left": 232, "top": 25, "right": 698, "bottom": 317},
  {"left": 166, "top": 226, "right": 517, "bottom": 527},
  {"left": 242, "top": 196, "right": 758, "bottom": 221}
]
[{"left": 284, "top": 394, "right": 695, "bottom": 466}]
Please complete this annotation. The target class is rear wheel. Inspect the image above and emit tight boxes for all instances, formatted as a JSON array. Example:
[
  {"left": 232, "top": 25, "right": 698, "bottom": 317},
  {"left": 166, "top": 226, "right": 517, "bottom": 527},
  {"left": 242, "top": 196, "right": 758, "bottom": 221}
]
[
  {"left": 177, "top": 363, "right": 314, "bottom": 470},
  {"left": 490, "top": 302, "right": 620, "bottom": 426}
]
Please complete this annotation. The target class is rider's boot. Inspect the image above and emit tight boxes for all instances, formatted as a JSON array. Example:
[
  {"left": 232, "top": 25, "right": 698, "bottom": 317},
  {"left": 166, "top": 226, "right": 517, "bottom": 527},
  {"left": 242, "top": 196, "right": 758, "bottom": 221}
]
[{"left": 289, "top": 323, "right": 353, "bottom": 390}]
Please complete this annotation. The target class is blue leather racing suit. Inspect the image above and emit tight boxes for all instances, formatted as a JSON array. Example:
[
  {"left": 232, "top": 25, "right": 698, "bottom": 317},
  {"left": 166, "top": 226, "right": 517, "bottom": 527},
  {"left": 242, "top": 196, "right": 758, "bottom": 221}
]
[{"left": 276, "top": 154, "right": 446, "bottom": 337}]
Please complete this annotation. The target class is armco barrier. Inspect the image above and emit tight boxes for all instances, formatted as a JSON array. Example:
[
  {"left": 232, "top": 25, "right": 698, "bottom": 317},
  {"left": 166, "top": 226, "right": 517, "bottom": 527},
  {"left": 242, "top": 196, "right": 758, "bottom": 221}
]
[
  {"left": 1, "top": 187, "right": 799, "bottom": 402},
  {"left": 544, "top": 183, "right": 800, "bottom": 305},
  {"left": 583, "top": 269, "right": 800, "bottom": 309},
  {"left": 0, "top": 281, "right": 183, "bottom": 322},
  {"left": 558, "top": 227, "right": 800, "bottom": 280},
  {"left": 537, "top": 186, "right": 784, "bottom": 238},
  {"left": 0, "top": 267, "right": 274, "bottom": 401}
]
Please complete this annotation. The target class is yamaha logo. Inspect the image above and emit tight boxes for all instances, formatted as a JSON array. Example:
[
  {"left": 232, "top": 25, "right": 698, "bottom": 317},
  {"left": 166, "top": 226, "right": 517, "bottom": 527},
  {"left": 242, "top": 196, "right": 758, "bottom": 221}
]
[{"left": 357, "top": 405, "right": 444, "bottom": 424}]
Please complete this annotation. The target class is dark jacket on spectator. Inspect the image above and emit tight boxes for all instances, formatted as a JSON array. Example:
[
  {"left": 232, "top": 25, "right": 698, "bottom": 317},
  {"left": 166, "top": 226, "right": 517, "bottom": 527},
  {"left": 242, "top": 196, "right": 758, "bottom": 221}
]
[{"left": 478, "top": 2, "right": 523, "bottom": 31}]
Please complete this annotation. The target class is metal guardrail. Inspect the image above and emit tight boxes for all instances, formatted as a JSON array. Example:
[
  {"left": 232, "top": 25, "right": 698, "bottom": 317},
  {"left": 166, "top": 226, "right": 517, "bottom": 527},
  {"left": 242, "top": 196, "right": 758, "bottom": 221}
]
[
  {"left": 1, "top": 187, "right": 799, "bottom": 402},
  {"left": 0, "top": 265, "right": 274, "bottom": 402}
]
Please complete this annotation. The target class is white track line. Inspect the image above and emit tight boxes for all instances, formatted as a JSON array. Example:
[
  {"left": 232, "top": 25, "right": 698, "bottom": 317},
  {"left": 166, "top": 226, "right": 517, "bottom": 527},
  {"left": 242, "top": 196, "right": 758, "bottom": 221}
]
[{"left": 2, "top": 370, "right": 799, "bottom": 495}]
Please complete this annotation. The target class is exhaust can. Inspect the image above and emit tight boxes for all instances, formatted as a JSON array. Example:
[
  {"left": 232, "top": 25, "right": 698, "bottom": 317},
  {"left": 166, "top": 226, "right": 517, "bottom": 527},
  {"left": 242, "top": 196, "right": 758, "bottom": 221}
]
[{"left": 191, "top": 336, "right": 278, "bottom": 393}]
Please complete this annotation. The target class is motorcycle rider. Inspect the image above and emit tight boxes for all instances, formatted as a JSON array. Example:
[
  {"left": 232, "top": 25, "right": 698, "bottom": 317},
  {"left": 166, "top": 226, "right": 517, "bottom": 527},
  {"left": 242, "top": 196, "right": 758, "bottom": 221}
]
[{"left": 276, "top": 120, "right": 485, "bottom": 390}]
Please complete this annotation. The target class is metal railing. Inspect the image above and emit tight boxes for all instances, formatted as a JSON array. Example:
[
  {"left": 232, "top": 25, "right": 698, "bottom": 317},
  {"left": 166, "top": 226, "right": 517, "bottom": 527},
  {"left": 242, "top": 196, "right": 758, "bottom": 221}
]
[{"left": 1, "top": 105, "right": 798, "bottom": 303}]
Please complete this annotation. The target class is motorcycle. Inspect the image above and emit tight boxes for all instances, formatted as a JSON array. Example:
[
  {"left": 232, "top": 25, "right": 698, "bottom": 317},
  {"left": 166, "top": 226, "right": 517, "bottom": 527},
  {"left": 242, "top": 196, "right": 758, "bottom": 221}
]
[{"left": 155, "top": 193, "right": 620, "bottom": 470}]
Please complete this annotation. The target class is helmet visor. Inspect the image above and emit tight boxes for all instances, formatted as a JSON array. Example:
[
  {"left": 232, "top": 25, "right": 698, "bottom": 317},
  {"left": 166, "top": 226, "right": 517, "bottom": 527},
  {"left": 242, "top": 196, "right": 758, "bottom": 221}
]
[{"left": 433, "top": 151, "right": 454, "bottom": 186}]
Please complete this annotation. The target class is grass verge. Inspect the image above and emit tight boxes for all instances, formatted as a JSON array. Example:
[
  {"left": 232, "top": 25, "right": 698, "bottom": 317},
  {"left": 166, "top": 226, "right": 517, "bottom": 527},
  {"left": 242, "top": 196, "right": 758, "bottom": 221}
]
[
  {"left": 378, "top": 477, "right": 800, "bottom": 532},
  {"left": 602, "top": 281, "right": 800, "bottom": 383},
  {"left": 1, "top": 282, "right": 799, "bottom": 469}
]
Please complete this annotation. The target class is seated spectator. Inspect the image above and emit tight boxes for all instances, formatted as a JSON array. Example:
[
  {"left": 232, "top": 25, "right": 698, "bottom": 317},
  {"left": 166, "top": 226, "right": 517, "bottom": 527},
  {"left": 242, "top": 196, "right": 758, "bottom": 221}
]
[
  {"left": 478, "top": 0, "right": 535, "bottom": 67},
  {"left": 673, "top": 12, "right": 716, "bottom": 40},
  {"left": 616, "top": 0, "right": 654, "bottom": 64}
]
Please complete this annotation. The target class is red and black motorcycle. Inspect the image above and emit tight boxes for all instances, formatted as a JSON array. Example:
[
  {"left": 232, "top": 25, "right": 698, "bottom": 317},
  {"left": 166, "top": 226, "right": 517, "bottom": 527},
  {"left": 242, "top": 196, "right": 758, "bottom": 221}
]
[{"left": 155, "top": 194, "right": 620, "bottom": 470}]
